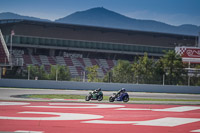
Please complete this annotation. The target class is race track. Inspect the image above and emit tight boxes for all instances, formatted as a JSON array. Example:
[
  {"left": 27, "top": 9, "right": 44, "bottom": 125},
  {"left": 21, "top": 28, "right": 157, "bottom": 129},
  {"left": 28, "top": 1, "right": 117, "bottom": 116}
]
[
  {"left": 1, "top": 88, "right": 200, "bottom": 104},
  {"left": 0, "top": 101, "right": 200, "bottom": 133},
  {"left": 0, "top": 88, "right": 200, "bottom": 133}
]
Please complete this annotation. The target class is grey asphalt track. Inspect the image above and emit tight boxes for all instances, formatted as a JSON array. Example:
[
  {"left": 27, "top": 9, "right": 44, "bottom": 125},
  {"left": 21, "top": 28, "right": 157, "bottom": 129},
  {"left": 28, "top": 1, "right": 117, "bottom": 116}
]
[{"left": 0, "top": 87, "right": 200, "bottom": 104}]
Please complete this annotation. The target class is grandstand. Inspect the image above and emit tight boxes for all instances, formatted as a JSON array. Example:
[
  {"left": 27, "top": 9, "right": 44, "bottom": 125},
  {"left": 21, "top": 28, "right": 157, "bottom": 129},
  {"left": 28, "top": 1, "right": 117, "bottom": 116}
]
[
  {"left": 0, "top": 29, "right": 9, "bottom": 66},
  {"left": 0, "top": 19, "right": 198, "bottom": 78}
]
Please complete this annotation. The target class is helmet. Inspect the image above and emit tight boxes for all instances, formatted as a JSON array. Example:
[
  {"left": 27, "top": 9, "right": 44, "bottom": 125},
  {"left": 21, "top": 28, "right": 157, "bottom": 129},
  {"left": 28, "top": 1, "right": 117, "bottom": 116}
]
[
  {"left": 121, "top": 88, "right": 126, "bottom": 92},
  {"left": 97, "top": 88, "right": 101, "bottom": 91}
]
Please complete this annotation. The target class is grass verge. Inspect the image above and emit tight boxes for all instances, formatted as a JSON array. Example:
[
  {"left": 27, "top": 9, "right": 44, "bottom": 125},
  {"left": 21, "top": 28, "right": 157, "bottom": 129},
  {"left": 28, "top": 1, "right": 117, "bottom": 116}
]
[{"left": 27, "top": 94, "right": 200, "bottom": 102}]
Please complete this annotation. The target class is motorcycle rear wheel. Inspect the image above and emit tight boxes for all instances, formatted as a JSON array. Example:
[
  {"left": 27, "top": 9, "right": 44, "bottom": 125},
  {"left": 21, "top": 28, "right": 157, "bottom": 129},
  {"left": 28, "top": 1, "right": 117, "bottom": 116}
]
[
  {"left": 109, "top": 97, "right": 114, "bottom": 102},
  {"left": 85, "top": 96, "right": 91, "bottom": 101}
]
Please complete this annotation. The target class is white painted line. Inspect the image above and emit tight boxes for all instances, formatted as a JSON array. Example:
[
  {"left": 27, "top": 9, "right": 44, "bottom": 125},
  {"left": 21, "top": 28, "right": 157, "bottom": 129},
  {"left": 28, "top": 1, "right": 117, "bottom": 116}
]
[
  {"left": 0, "top": 102, "right": 30, "bottom": 106},
  {"left": 82, "top": 120, "right": 137, "bottom": 124},
  {"left": 83, "top": 117, "right": 200, "bottom": 127},
  {"left": 191, "top": 129, "right": 200, "bottom": 132},
  {"left": 117, "top": 106, "right": 200, "bottom": 112},
  {"left": 0, "top": 111, "right": 103, "bottom": 120},
  {"left": 117, "top": 108, "right": 152, "bottom": 111},
  {"left": 15, "top": 130, "right": 43, "bottom": 133},
  {"left": 25, "top": 103, "right": 124, "bottom": 109},
  {"left": 154, "top": 106, "right": 200, "bottom": 112},
  {"left": 135, "top": 117, "right": 200, "bottom": 127}
]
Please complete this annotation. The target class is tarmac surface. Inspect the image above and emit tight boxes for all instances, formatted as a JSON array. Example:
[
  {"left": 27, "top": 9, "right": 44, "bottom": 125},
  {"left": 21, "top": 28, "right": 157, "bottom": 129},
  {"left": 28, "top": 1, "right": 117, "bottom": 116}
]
[
  {"left": 0, "top": 101, "right": 200, "bottom": 133},
  {"left": 0, "top": 88, "right": 200, "bottom": 133},
  {"left": 0, "top": 87, "right": 200, "bottom": 104}
]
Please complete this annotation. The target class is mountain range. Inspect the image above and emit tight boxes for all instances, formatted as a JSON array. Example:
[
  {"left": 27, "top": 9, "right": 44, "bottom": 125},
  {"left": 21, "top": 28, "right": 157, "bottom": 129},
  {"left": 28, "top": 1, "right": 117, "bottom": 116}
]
[{"left": 0, "top": 7, "right": 199, "bottom": 36}]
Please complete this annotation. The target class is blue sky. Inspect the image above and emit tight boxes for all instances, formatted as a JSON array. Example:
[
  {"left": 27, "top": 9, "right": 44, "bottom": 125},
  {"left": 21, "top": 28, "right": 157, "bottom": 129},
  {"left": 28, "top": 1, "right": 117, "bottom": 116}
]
[{"left": 0, "top": 0, "right": 199, "bottom": 26}]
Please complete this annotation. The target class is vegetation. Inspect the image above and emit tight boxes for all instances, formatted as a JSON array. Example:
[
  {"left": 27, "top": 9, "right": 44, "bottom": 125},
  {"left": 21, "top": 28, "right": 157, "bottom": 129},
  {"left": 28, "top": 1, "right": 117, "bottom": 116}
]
[
  {"left": 27, "top": 94, "right": 200, "bottom": 102},
  {"left": 2, "top": 50, "right": 200, "bottom": 86},
  {"left": 26, "top": 65, "right": 71, "bottom": 81},
  {"left": 86, "top": 65, "right": 100, "bottom": 82},
  {"left": 48, "top": 65, "right": 71, "bottom": 81},
  {"left": 103, "top": 51, "right": 199, "bottom": 86}
]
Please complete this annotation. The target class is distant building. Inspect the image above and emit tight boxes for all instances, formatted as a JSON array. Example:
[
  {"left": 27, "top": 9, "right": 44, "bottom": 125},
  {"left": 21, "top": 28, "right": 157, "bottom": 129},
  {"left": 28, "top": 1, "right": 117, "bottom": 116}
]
[{"left": 0, "top": 19, "right": 198, "bottom": 78}]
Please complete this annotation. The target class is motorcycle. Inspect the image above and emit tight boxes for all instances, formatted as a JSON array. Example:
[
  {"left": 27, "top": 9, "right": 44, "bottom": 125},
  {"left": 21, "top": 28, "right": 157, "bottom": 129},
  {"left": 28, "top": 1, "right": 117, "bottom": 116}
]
[
  {"left": 109, "top": 92, "right": 129, "bottom": 102},
  {"left": 85, "top": 91, "right": 103, "bottom": 101}
]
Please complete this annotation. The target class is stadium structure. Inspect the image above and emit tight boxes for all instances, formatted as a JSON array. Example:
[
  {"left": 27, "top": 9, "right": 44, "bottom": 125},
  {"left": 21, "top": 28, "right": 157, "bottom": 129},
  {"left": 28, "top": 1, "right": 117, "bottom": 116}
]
[{"left": 0, "top": 19, "right": 198, "bottom": 79}]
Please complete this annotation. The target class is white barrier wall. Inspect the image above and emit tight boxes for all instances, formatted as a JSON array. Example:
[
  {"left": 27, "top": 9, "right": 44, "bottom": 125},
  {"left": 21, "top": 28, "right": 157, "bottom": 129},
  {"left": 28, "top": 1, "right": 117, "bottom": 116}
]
[{"left": 0, "top": 79, "right": 200, "bottom": 94}]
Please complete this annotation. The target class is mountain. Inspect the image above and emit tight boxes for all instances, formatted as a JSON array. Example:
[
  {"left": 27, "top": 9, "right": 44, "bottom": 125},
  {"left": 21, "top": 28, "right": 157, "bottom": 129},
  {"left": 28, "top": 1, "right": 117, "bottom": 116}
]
[
  {"left": 55, "top": 7, "right": 200, "bottom": 36},
  {"left": 0, "top": 12, "right": 50, "bottom": 22},
  {"left": 0, "top": 8, "right": 199, "bottom": 36}
]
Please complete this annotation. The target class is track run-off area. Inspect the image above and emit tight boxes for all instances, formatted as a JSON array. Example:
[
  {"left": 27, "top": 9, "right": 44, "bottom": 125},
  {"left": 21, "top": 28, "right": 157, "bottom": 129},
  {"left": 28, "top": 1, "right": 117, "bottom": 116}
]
[{"left": 0, "top": 101, "right": 200, "bottom": 133}]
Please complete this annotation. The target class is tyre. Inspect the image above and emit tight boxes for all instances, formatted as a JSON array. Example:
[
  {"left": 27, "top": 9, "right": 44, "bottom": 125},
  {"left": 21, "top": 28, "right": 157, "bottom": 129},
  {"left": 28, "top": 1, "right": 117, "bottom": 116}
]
[
  {"left": 97, "top": 95, "right": 103, "bottom": 101},
  {"left": 109, "top": 96, "right": 114, "bottom": 102},
  {"left": 85, "top": 96, "right": 91, "bottom": 101},
  {"left": 123, "top": 96, "right": 129, "bottom": 102}
]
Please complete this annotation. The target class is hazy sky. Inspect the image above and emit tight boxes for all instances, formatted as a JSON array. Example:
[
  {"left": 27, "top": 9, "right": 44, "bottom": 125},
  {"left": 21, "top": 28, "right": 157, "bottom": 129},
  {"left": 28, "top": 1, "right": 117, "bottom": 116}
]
[{"left": 0, "top": 0, "right": 199, "bottom": 26}]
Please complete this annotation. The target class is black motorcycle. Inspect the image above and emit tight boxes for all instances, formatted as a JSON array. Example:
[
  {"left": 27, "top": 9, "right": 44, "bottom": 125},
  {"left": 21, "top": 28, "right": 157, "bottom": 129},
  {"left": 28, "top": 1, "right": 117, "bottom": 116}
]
[{"left": 85, "top": 91, "right": 103, "bottom": 101}]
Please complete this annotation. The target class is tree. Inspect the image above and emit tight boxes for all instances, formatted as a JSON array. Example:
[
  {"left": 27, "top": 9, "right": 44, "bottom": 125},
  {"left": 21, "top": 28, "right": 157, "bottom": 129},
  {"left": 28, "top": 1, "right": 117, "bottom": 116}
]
[
  {"left": 38, "top": 65, "right": 47, "bottom": 80},
  {"left": 190, "top": 65, "right": 200, "bottom": 86},
  {"left": 27, "top": 65, "right": 47, "bottom": 80},
  {"left": 103, "top": 70, "right": 113, "bottom": 83},
  {"left": 132, "top": 53, "right": 155, "bottom": 84},
  {"left": 160, "top": 50, "right": 185, "bottom": 85},
  {"left": 86, "top": 65, "right": 100, "bottom": 82},
  {"left": 154, "top": 59, "right": 165, "bottom": 84},
  {"left": 57, "top": 65, "right": 71, "bottom": 81},
  {"left": 112, "top": 60, "right": 133, "bottom": 83},
  {"left": 48, "top": 65, "right": 71, "bottom": 81}
]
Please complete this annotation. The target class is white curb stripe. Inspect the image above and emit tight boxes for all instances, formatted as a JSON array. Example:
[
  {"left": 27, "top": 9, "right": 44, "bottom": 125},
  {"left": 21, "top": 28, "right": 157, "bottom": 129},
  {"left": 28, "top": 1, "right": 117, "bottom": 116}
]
[
  {"left": 117, "top": 106, "right": 200, "bottom": 112},
  {"left": 191, "top": 129, "right": 200, "bottom": 132},
  {"left": 83, "top": 117, "right": 200, "bottom": 127}
]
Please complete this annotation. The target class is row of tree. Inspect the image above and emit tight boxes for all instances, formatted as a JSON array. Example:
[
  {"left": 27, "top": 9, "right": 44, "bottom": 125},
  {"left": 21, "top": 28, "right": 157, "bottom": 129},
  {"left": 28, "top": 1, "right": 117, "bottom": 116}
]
[
  {"left": 87, "top": 51, "right": 200, "bottom": 86},
  {"left": 103, "top": 51, "right": 186, "bottom": 85},
  {"left": 27, "top": 65, "right": 71, "bottom": 81},
  {"left": 3, "top": 50, "right": 200, "bottom": 86}
]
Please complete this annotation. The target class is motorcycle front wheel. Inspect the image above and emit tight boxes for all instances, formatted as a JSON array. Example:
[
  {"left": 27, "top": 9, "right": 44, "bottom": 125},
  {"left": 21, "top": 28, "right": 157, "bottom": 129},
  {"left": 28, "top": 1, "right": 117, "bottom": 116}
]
[
  {"left": 98, "top": 95, "right": 103, "bottom": 101},
  {"left": 123, "top": 96, "right": 129, "bottom": 102}
]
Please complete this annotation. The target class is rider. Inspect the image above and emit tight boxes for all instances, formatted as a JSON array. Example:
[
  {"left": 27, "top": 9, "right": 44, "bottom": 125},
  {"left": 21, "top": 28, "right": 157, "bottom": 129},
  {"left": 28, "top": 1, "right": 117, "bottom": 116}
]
[
  {"left": 117, "top": 88, "right": 126, "bottom": 96},
  {"left": 92, "top": 88, "right": 102, "bottom": 99},
  {"left": 93, "top": 88, "right": 102, "bottom": 95}
]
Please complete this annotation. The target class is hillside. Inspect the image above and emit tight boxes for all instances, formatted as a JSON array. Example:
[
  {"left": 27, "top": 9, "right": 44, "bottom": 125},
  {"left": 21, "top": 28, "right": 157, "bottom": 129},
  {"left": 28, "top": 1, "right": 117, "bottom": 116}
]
[
  {"left": 0, "top": 8, "right": 199, "bottom": 36},
  {"left": 0, "top": 12, "right": 50, "bottom": 22},
  {"left": 55, "top": 7, "right": 200, "bottom": 36}
]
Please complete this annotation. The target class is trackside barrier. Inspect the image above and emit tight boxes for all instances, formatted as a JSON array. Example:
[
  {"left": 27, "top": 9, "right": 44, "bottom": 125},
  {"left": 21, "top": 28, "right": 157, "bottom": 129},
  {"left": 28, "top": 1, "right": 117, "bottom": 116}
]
[{"left": 0, "top": 79, "right": 200, "bottom": 94}]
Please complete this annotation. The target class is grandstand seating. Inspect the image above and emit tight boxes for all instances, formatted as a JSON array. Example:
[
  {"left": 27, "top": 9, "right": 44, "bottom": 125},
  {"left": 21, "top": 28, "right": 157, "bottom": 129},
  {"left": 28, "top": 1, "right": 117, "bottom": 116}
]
[
  {"left": 21, "top": 53, "right": 117, "bottom": 78},
  {"left": 83, "top": 58, "right": 93, "bottom": 67},
  {"left": 64, "top": 57, "right": 74, "bottom": 66},
  {"left": 56, "top": 56, "right": 66, "bottom": 66},
  {"left": 40, "top": 55, "right": 50, "bottom": 65},
  {"left": 77, "top": 58, "right": 85, "bottom": 67},
  {"left": 76, "top": 66, "right": 84, "bottom": 76},
  {"left": 48, "top": 56, "right": 56, "bottom": 65},
  {"left": 34, "top": 55, "right": 42, "bottom": 64},
  {"left": 22, "top": 55, "right": 32, "bottom": 65},
  {"left": 107, "top": 59, "right": 115, "bottom": 69}
]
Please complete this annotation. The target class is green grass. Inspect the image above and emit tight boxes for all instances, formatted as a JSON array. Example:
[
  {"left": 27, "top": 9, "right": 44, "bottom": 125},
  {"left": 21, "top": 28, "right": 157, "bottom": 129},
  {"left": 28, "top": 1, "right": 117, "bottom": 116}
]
[
  {"left": 27, "top": 94, "right": 86, "bottom": 99},
  {"left": 27, "top": 94, "right": 200, "bottom": 102}
]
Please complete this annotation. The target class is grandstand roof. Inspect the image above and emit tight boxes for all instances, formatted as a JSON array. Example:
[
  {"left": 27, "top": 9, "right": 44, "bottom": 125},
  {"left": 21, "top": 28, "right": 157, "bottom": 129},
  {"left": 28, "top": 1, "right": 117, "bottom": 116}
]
[
  {"left": 0, "top": 19, "right": 197, "bottom": 58},
  {"left": 0, "top": 19, "right": 197, "bottom": 38}
]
